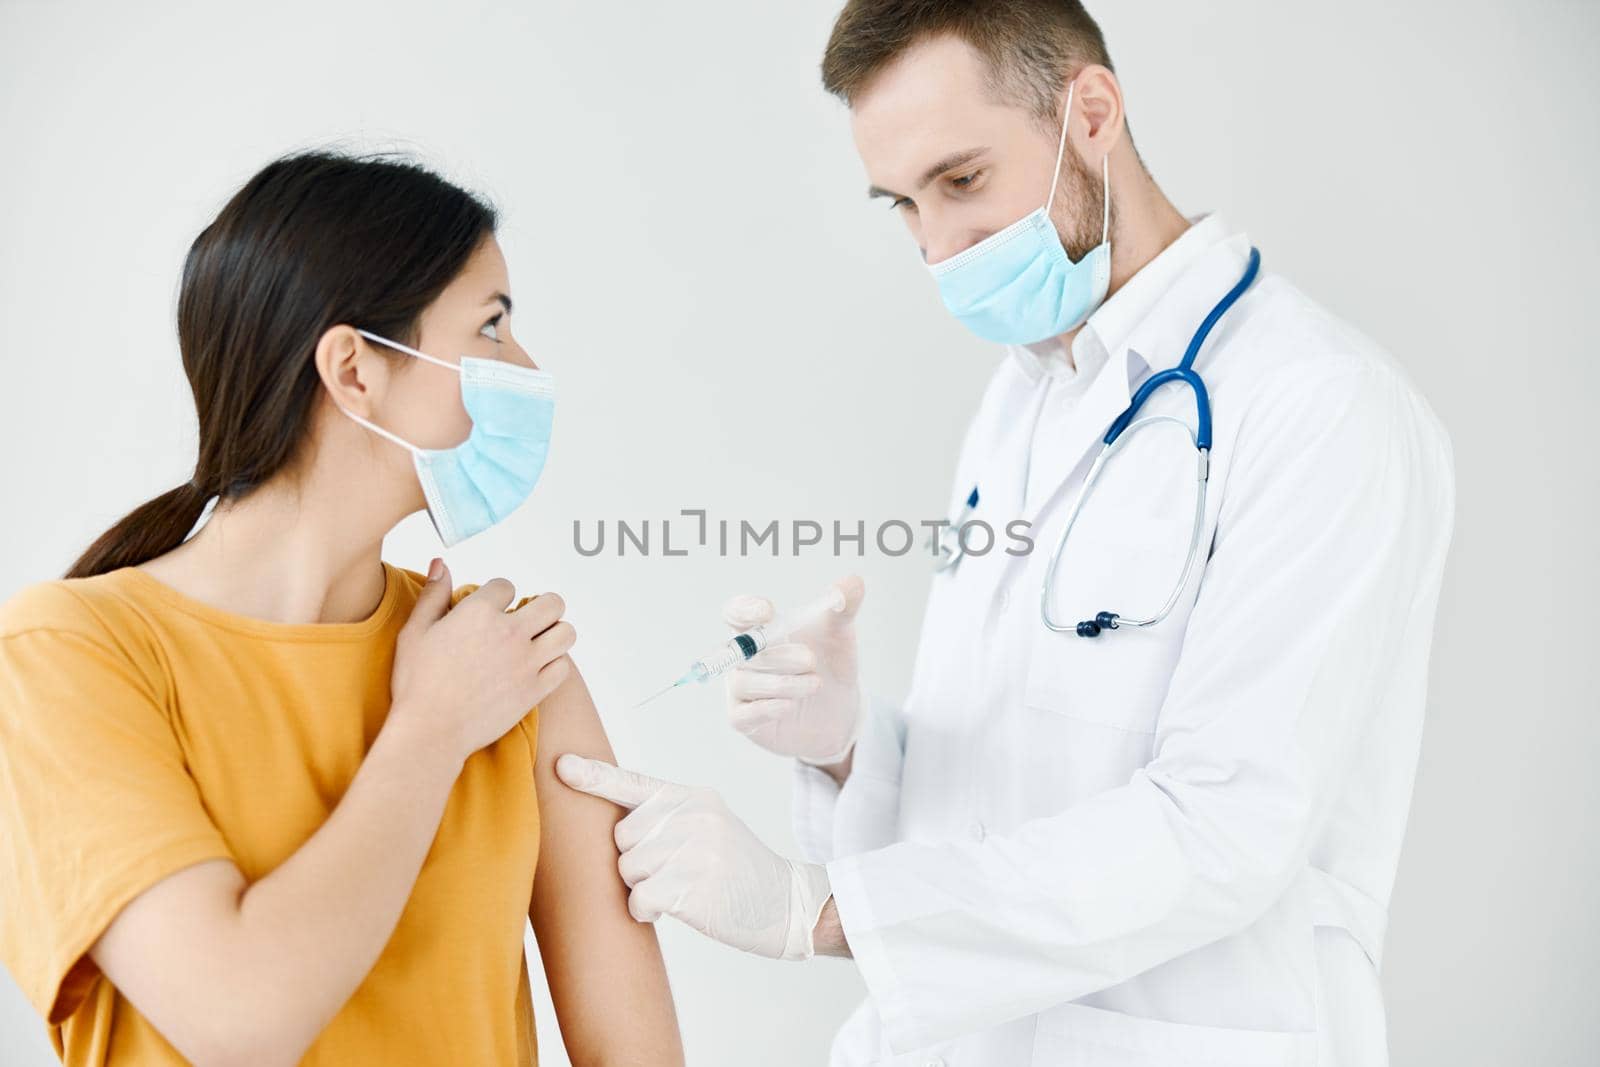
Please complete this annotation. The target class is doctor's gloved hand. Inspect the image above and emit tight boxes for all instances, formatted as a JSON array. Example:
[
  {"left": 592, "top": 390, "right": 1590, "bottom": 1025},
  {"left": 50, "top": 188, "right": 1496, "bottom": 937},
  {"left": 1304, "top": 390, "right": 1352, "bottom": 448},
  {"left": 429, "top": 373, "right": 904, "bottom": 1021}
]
[
  {"left": 553, "top": 755, "right": 834, "bottom": 961},
  {"left": 721, "top": 576, "right": 866, "bottom": 768}
]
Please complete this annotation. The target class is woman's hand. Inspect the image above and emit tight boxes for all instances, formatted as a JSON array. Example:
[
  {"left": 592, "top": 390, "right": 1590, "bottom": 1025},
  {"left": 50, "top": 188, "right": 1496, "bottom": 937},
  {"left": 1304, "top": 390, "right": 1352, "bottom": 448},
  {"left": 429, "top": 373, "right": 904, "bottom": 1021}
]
[{"left": 389, "top": 559, "right": 574, "bottom": 763}]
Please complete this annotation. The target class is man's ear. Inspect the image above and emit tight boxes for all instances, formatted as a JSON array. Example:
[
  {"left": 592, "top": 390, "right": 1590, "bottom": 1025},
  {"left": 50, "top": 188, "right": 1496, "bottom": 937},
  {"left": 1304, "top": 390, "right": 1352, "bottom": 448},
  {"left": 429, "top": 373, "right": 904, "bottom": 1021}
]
[{"left": 1070, "top": 64, "right": 1126, "bottom": 158}]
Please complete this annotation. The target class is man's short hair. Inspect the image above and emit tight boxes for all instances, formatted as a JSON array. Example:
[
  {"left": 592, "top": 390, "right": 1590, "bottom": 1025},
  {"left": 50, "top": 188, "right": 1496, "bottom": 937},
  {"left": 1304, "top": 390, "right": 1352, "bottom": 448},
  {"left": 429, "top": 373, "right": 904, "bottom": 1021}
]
[{"left": 821, "top": 0, "right": 1114, "bottom": 126}]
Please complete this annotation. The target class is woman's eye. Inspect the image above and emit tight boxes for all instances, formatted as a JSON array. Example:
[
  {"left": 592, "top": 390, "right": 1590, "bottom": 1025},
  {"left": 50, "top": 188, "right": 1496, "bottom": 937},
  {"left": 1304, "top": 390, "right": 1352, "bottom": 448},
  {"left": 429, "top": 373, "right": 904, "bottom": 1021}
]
[
  {"left": 890, "top": 196, "right": 914, "bottom": 212},
  {"left": 480, "top": 314, "right": 502, "bottom": 342},
  {"left": 950, "top": 172, "right": 979, "bottom": 190}
]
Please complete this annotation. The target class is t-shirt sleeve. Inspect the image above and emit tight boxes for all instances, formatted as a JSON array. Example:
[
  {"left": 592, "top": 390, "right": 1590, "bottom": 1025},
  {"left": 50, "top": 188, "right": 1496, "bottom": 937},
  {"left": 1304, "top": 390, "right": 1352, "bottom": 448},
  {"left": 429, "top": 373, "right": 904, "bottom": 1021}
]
[{"left": 0, "top": 589, "right": 234, "bottom": 1024}]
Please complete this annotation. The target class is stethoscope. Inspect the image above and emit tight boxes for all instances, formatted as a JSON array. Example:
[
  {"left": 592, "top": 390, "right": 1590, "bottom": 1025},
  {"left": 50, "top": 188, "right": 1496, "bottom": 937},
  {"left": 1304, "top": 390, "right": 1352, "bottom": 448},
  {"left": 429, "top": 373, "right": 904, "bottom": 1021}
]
[{"left": 934, "top": 247, "right": 1262, "bottom": 639}]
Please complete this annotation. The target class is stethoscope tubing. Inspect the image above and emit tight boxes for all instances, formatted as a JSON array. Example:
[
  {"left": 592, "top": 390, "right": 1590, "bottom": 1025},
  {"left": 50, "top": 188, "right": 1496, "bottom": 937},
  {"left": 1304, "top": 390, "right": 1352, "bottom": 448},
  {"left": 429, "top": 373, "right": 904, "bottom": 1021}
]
[
  {"left": 934, "top": 247, "right": 1262, "bottom": 639},
  {"left": 1040, "top": 246, "right": 1260, "bottom": 636}
]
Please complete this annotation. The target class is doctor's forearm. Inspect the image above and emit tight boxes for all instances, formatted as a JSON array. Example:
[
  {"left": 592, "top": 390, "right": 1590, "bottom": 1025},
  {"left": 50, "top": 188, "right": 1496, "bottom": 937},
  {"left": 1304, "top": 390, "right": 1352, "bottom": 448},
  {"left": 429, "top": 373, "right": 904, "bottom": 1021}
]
[{"left": 812, "top": 896, "right": 852, "bottom": 958}]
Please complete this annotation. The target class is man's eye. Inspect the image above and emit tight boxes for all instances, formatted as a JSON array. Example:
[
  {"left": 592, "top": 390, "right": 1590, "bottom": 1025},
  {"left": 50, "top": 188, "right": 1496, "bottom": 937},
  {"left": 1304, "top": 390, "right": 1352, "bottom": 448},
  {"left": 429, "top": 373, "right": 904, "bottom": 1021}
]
[
  {"left": 480, "top": 314, "right": 502, "bottom": 342},
  {"left": 950, "top": 172, "right": 979, "bottom": 190},
  {"left": 889, "top": 196, "right": 914, "bottom": 212}
]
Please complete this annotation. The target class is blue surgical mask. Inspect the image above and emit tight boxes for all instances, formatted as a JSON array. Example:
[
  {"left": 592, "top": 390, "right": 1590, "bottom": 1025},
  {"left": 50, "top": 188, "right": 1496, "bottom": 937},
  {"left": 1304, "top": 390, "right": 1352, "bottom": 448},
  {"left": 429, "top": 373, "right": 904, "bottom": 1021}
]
[
  {"left": 339, "top": 328, "right": 556, "bottom": 547},
  {"left": 927, "top": 79, "right": 1111, "bottom": 346}
]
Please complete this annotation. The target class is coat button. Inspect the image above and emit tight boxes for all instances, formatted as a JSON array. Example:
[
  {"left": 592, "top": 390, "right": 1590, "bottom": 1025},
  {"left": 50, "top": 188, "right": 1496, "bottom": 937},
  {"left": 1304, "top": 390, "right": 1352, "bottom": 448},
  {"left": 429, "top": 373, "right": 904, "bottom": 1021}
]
[
  {"left": 996, "top": 586, "right": 1011, "bottom": 611},
  {"left": 923, "top": 1059, "right": 946, "bottom": 1067},
  {"left": 969, "top": 820, "right": 986, "bottom": 841}
]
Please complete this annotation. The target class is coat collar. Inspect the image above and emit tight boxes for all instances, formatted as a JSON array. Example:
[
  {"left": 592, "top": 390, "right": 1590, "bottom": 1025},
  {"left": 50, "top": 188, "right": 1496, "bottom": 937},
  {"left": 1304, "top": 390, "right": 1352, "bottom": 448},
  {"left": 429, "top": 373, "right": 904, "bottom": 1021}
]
[
  {"left": 1002, "top": 214, "right": 1252, "bottom": 528},
  {"left": 1005, "top": 212, "right": 1238, "bottom": 385}
]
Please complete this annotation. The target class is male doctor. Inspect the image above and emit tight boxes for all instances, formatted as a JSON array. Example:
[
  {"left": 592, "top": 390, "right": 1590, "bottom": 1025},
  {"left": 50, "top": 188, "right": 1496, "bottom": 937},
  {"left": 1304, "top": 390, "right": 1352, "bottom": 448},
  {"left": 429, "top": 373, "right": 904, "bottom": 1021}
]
[{"left": 556, "top": 1, "right": 1455, "bottom": 1063}]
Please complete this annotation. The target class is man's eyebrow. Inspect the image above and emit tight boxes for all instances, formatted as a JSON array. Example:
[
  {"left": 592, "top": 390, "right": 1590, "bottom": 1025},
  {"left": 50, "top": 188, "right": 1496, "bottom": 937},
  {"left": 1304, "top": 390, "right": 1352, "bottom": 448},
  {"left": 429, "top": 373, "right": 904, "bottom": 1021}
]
[
  {"left": 487, "top": 291, "right": 513, "bottom": 313},
  {"left": 866, "top": 147, "right": 990, "bottom": 200}
]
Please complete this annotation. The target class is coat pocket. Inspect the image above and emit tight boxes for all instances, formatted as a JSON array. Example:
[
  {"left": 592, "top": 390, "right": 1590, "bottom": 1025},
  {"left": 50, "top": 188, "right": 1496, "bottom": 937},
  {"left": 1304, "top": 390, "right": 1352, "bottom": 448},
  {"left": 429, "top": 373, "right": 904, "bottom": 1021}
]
[
  {"left": 1031, "top": 1001, "right": 1318, "bottom": 1066},
  {"left": 1021, "top": 609, "right": 1179, "bottom": 735}
]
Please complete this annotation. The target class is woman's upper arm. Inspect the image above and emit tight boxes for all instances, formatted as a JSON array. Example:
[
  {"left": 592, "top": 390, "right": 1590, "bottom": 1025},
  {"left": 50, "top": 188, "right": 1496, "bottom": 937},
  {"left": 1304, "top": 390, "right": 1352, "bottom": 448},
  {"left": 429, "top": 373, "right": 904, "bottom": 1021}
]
[{"left": 527, "top": 657, "right": 684, "bottom": 1066}]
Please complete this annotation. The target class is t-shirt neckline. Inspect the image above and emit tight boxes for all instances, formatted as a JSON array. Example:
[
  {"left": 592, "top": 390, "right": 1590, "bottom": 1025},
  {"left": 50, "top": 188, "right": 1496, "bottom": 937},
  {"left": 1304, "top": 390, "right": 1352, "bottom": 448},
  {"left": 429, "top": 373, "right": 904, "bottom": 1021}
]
[{"left": 112, "top": 561, "right": 406, "bottom": 642}]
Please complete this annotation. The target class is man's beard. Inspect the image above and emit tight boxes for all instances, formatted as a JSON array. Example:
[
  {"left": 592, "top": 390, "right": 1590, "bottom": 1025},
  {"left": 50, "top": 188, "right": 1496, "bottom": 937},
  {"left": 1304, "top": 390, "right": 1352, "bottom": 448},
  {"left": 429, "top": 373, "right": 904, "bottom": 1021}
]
[{"left": 1048, "top": 145, "right": 1110, "bottom": 262}]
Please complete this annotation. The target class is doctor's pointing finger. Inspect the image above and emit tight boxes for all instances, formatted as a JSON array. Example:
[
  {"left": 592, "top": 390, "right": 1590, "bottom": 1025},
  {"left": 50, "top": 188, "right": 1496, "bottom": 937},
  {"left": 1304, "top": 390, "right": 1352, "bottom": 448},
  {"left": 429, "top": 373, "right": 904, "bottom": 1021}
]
[{"left": 554, "top": 755, "right": 837, "bottom": 962}]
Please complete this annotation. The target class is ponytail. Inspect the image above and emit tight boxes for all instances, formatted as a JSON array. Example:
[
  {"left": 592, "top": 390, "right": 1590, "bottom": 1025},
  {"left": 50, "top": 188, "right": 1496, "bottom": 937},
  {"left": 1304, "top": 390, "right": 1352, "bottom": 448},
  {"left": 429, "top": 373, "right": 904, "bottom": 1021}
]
[{"left": 64, "top": 481, "right": 212, "bottom": 579}]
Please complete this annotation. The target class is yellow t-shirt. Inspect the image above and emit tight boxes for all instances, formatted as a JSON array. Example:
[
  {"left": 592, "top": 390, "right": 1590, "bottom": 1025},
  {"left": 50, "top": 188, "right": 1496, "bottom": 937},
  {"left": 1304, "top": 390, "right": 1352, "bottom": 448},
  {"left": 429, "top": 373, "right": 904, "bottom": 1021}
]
[{"left": 0, "top": 562, "right": 541, "bottom": 1065}]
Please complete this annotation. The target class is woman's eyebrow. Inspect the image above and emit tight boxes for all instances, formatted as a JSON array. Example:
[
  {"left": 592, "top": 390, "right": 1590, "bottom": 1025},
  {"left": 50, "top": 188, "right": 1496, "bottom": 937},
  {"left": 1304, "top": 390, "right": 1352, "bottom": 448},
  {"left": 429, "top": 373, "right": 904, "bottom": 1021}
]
[{"left": 486, "top": 291, "right": 513, "bottom": 313}]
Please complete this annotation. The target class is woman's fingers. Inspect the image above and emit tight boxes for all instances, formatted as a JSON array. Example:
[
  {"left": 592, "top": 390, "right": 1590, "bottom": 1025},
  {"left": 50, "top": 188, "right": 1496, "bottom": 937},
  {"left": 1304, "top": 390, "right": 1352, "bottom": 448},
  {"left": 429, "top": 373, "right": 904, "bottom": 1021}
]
[
  {"left": 512, "top": 591, "right": 566, "bottom": 639},
  {"left": 528, "top": 620, "right": 577, "bottom": 668},
  {"left": 465, "top": 577, "right": 517, "bottom": 613}
]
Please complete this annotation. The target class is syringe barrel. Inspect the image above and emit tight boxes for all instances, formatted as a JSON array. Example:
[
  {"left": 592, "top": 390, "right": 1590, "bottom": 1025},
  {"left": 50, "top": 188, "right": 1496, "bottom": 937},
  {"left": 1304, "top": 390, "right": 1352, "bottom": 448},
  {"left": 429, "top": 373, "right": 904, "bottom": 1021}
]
[
  {"left": 690, "top": 626, "right": 772, "bottom": 682},
  {"left": 674, "top": 588, "right": 847, "bottom": 691}
]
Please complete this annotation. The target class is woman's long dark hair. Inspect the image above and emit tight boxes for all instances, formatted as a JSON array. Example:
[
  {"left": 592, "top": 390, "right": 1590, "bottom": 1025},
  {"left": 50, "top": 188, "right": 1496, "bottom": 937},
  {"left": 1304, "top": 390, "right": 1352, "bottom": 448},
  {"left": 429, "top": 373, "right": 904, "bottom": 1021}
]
[{"left": 65, "top": 150, "right": 497, "bottom": 579}]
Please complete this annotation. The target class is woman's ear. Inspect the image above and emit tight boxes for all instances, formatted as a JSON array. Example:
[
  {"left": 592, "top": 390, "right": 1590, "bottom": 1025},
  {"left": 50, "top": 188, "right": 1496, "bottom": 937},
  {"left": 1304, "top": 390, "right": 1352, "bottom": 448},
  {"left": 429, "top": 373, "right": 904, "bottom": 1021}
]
[{"left": 314, "top": 325, "right": 389, "bottom": 419}]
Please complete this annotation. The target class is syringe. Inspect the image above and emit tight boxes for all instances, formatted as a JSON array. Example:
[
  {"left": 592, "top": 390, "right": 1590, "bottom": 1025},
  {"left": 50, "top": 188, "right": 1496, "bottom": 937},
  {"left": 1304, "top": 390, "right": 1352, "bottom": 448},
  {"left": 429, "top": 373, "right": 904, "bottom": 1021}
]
[{"left": 633, "top": 587, "right": 849, "bottom": 708}]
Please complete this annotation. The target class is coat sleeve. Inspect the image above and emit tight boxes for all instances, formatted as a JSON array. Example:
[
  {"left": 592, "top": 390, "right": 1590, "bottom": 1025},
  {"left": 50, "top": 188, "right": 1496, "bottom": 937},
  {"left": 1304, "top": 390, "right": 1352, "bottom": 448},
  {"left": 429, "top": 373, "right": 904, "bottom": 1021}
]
[
  {"left": 823, "top": 363, "right": 1456, "bottom": 1053},
  {"left": 791, "top": 694, "right": 907, "bottom": 863}
]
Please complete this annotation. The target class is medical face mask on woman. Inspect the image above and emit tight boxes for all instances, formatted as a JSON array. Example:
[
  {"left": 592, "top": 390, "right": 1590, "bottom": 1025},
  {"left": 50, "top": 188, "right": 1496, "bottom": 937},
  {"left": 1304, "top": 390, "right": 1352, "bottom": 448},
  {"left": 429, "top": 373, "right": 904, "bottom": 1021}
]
[
  {"left": 337, "top": 328, "right": 556, "bottom": 547},
  {"left": 927, "top": 79, "right": 1111, "bottom": 346}
]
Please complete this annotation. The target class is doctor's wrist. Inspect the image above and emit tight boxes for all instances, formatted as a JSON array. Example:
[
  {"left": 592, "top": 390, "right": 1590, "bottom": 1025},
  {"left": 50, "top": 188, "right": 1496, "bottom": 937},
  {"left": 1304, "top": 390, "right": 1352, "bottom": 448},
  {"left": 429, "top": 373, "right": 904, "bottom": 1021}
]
[
  {"left": 798, "top": 742, "right": 855, "bottom": 785},
  {"left": 796, "top": 690, "right": 864, "bottom": 782},
  {"left": 810, "top": 895, "right": 852, "bottom": 959}
]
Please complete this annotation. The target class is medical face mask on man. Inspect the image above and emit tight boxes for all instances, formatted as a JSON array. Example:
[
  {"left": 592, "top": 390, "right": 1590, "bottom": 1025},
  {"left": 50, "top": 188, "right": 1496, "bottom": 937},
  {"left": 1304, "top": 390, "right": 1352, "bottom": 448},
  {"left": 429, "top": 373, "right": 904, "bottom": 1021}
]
[
  {"left": 927, "top": 79, "right": 1111, "bottom": 346},
  {"left": 337, "top": 328, "right": 556, "bottom": 547}
]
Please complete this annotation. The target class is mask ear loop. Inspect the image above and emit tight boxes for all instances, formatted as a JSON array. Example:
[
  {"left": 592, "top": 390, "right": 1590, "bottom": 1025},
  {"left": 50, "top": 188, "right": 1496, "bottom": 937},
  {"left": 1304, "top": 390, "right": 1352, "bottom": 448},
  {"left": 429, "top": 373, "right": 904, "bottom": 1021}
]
[
  {"left": 338, "top": 405, "right": 425, "bottom": 457},
  {"left": 336, "top": 329, "right": 465, "bottom": 455},
  {"left": 1043, "top": 79, "right": 1113, "bottom": 249},
  {"left": 354, "top": 327, "right": 462, "bottom": 373},
  {"left": 1044, "top": 79, "right": 1076, "bottom": 218},
  {"left": 1100, "top": 151, "right": 1110, "bottom": 245}
]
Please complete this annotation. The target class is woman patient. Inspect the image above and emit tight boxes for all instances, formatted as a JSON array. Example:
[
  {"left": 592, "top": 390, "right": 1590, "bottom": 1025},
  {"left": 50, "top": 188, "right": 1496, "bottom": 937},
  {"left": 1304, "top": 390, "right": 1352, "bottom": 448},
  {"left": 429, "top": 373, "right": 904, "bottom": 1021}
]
[{"left": 0, "top": 151, "right": 684, "bottom": 1065}]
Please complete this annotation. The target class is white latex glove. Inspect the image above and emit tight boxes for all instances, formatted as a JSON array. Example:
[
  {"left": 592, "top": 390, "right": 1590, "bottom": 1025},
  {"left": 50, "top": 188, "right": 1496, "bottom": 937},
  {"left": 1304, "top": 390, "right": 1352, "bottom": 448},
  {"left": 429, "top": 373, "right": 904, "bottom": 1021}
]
[
  {"left": 554, "top": 754, "right": 833, "bottom": 961},
  {"left": 722, "top": 575, "right": 866, "bottom": 766}
]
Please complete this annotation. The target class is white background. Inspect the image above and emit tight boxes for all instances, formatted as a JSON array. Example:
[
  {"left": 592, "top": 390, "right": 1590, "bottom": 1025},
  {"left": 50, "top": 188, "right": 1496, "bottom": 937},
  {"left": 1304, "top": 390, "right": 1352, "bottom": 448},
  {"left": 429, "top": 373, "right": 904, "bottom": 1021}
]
[{"left": 1, "top": 1, "right": 1596, "bottom": 1063}]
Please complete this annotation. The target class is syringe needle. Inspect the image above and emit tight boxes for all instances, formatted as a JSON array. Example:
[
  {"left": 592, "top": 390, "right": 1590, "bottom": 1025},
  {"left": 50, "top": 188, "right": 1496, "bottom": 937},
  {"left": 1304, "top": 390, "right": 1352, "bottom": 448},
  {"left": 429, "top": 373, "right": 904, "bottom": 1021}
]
[
  {"left": 630, "top": 585, "right": 850, "bottom": 712},
  {"left": 632, "top": 677, "right": 685, "bottom": 710}
]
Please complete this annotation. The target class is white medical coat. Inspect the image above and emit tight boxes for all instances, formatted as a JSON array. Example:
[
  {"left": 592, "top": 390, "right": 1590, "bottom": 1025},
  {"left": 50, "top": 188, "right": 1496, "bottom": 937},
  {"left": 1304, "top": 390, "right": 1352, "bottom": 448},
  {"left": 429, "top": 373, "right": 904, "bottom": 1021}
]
[{"left": 793, "top": 215, "right": 1456, "bottom": 1066}]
